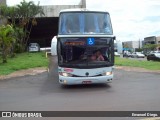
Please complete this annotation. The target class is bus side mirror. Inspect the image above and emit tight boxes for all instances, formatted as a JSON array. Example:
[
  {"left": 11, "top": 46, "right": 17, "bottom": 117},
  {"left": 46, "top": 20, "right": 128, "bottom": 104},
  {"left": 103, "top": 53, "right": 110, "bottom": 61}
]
[{"left": 113, "top": 36, "right": 116, "bottom": 40}]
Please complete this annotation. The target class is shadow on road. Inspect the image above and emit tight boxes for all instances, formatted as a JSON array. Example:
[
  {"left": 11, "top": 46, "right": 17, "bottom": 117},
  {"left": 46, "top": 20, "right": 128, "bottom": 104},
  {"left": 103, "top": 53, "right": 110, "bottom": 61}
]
[{"left": 61, "top": 83, "right": 111, "bottom": 89}]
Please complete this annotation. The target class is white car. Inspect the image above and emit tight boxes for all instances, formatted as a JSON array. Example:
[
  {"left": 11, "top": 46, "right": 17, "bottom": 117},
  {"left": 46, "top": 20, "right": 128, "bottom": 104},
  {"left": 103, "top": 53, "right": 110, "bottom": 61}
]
[
  {"left": 28, "top": 43, "right": 40, "bottom": 52},
  {"left": 150, "top": 51, "right": 160, "bottom": 53},
  {"left": 131, "top": 52, "right": 145, "bottom": 58},
  {"left": 114, "top": 52, "right": 120, "bottom": 57}
]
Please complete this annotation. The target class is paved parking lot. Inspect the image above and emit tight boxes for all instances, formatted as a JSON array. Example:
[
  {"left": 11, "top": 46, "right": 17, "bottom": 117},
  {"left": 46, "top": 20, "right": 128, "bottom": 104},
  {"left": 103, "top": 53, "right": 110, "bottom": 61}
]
[{"left": 0, "top": 56, "right": 160, "bottom": 120}]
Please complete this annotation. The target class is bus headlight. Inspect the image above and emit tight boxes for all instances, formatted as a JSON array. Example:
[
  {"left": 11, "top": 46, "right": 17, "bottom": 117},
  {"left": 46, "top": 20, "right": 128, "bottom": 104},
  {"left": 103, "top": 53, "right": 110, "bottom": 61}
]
[
  {"left": 102, "top": 72, "right": 112, "bottom": 76},
  {"left": 59, "top": 72, "right": 73, "bottom": 77}
]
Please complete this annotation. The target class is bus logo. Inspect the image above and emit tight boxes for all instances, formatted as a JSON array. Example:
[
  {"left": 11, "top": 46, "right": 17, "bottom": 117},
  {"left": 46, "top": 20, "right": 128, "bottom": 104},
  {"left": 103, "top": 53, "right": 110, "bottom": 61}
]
[{"left": 87, "top": 38, "right": 95, "bottom": 45}]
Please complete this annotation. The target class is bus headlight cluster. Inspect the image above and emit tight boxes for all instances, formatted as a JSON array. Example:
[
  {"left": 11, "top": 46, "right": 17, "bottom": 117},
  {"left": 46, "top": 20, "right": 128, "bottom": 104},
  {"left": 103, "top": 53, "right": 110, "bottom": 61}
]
[
  {"left": 59, "top": 72, "right": 73, "bottom": 77},
  {"left": 102, "top": 72, "right": 112, "bottom": 76}
]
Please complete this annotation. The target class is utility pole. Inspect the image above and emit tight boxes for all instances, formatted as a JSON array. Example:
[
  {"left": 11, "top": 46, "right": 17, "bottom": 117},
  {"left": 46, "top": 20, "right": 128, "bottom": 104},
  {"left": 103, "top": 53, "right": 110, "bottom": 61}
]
[
  {"left": 81, "top": 0, "right": 86, "bottom": 8},
  {"left": 139, "top": 38, "right": 141, "bottom": 49}
]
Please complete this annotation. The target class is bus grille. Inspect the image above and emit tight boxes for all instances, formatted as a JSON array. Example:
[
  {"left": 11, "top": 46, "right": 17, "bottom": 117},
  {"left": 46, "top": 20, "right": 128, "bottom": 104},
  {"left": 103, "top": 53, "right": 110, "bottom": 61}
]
[{"left": 72, "top": 74, "right": 102, "bottom": 77}]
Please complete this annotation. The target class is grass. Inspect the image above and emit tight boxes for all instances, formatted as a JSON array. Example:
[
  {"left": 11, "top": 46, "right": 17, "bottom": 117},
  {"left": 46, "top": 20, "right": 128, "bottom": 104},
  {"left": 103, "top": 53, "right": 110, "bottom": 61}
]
[
  {"left": 0, "top": 53, "right": 159, "bottom": 75},
  {"left": 115, "top": 57, "right": 160, "bottom": 70},
  {"left": 0, "top": 52, "right": 49, "bottom": 75}
]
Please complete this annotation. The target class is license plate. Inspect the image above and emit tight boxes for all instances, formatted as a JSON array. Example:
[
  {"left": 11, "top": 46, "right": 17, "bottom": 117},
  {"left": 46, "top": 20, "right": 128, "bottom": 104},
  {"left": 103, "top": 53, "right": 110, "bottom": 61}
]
[{"left": 82, "top": 81, "right": 92, "bottom": 84}]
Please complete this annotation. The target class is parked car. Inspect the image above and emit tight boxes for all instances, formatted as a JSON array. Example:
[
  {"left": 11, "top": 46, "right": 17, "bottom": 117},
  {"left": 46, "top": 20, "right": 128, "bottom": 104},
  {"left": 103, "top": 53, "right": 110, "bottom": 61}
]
[
  {"left": 150, "top": 51, "right": 160, "bottom": 54},
  {"left": 123, "top": 51, "right": 132, "bottom": 57},
  {"left": 114, "top": 52, "right": 120, "bottom": 57},
  {"left": 126, "top": 52, "right": 132, "bottom": 57},
  {"left": 144, "top": 51, "right": 151, "bottom": 56},
  {"left": 125, "top": 52, "right": 132, "bottom": 57},
  {"left": 28, "top": 43, "right": 40, "bottom": 52},
  {"left": 147, "top": 53, "right": 160, "bottom": 61},
  {"left": 131, "top": 52, "right": 145, "bottom": 58}
]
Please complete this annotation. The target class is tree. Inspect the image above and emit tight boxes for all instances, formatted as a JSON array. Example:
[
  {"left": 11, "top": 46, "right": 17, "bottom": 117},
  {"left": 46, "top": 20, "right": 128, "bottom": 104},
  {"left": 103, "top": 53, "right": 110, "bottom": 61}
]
[
  {"left": 0, "top": 24, "right": 15, "bottom": 63},
  {"left": 16, "top": 0, "right": 45, "bottom": 52},
  {"left": 0, "top": 0, "right": 45, "bottom": 53},
  {"left": 157, "top": 44, "right": 160, "bottom": 51},
  {"left": 122, "top": 42, "right": 132, "bottom": 52},
  {"left": 0, "top": 5, "right": 18, "bottom": 25},
  {"left": 0, "top": 5, "right": 8, "bottom": 25},
  {"left": 13, "top": 27, "right": 25, "bottom": 53},
  {"left": 143, "top": 44, "right": 157, "bottom": 51},
  {"left": 0, "top": 5, "right": 20, "bottom": 55},
  {"left": 123, "top": 42, "right": 130, "bottom": 49}
]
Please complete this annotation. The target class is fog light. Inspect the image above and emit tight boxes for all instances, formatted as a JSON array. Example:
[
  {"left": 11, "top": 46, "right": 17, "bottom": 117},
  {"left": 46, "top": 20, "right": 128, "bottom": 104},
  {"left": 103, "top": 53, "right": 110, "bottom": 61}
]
[{"left": 59, "top": 80, "right": 67, "bottom": 84}]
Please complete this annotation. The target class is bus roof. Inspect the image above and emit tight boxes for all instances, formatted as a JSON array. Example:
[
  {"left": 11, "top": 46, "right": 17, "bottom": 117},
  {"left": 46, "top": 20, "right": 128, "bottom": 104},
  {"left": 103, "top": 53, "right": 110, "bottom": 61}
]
[{"left": 60, "top": 8, "right": 109, "bottom": 14}]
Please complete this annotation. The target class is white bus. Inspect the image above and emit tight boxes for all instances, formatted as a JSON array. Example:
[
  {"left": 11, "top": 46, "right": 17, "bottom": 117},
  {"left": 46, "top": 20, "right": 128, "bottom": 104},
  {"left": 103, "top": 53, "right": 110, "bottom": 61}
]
[{"left": 57, "top": 8, "right": 115, "bottom": 85}]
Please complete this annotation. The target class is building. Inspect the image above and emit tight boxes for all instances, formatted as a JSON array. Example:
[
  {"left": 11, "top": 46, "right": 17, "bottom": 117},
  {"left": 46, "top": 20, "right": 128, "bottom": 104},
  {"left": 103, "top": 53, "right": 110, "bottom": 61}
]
[
  {"left": 114, "top": 40, "right": 123, "bottom": 54},
  {"left": 144, "top": 36, "right": 160, "bottom": 51},
  {"left": 0, "top": 0, "right": 6, "bottom": 5},
  {"left": 27, "top": 0, "right": 86, "bottom": 47},
  {"left": 144, "top": 36, "right": 156, "bottom": 44},
  {"left": 122, "top": 40, "right": 143, "bottom": 52},
  {"left": 156, "top": 36, "right": 160, "bottom": 44}
]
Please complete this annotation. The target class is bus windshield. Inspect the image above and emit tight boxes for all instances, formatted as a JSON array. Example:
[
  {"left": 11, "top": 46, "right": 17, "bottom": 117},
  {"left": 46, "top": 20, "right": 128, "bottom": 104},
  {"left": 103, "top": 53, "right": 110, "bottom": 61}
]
[
  {"left": 58, "top": 37, "right": 114, "bottom": 68},
  {"left": 59, "top": 12, "right": 113, "bottom": 35}
]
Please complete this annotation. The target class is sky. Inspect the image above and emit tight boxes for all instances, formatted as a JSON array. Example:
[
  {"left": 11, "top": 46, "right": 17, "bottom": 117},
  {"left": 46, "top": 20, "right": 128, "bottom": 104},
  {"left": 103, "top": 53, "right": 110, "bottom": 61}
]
[{"left": 6, "top": 0, "right": 160, "bottom": 41}]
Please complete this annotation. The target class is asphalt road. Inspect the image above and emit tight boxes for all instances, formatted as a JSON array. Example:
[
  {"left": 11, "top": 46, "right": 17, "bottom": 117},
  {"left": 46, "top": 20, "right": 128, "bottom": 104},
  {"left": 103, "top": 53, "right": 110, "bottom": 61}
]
[{"left": 0, "top": 56, "right": 160, "bottom": 120}]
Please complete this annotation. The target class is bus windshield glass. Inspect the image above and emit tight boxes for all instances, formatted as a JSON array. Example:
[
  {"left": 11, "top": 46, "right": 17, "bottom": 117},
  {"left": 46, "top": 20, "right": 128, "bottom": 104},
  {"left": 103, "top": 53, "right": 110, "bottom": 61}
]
[
  {"left": 58, "top": 37, "right": 114, "bottom": 68},
  {"left": 59, "top": 12, "right": 113, "bottom": 35}
]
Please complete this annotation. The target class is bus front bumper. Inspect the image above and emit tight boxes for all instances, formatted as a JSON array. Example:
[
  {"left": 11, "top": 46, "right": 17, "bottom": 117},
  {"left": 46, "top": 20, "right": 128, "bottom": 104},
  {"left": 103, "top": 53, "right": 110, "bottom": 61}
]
[{"left": 59, "top": 75, "right": 113, "bottom": 85}]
